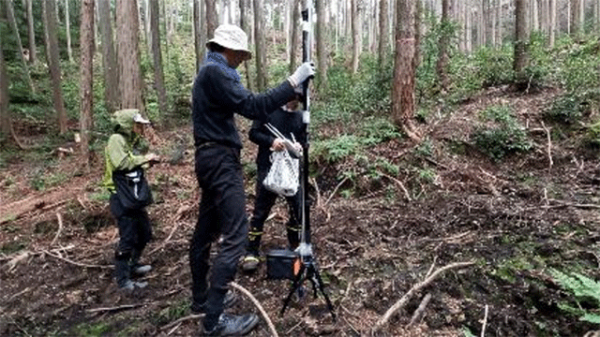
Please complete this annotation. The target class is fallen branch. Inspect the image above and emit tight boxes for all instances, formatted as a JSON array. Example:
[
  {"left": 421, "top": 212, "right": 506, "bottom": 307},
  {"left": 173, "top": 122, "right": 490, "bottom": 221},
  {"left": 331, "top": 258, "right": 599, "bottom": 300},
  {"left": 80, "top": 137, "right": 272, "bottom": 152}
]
[
  {"left": 324, "top": 177, "right": 349, "bottom": 206},
  {"left": 86, "top": 303, "right": 144, "bottom": 313},
  {"left": 481, "top": 304, "right": 489, "bottom": 337},
  {"left": 43, "top": 250, "right": 112, "bottom": 269},
  {"left": 50, "top": 212, "right": 64, "bottom": 246},
  {"left": 541, "top": 121, "right": 553, "bottom": 168},
  {"left": 377, "top": 171, "right": 411, "bottom": 201},
  {"left": 408, "top": 293, "right": 432, "bottom": 326},
  {"left": 230, "top": 282, "right": 279, "bottom": 337},
  {"left": 160, "top": 314, "right": 203, "bottom": 332},
  {"left": 374, "top": 261, "right": 475, "bottom": 330}
]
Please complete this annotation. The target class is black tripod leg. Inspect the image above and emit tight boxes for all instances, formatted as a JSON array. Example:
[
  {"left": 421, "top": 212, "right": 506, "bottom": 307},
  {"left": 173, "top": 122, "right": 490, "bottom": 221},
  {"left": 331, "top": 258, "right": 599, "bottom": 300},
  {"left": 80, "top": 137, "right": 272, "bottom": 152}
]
[
  {"left": 281, "top": 264, "right": 306, "bottom": 316},
  {"left": 311, "top": 264, "right": 337, "bottom": 322}
]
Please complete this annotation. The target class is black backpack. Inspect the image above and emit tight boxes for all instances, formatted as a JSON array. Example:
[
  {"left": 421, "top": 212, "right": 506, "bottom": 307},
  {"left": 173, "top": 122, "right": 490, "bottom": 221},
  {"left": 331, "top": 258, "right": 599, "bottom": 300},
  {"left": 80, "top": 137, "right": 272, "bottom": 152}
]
[{"left": 112, "top": 167, "right": 153, "bottom": 209}]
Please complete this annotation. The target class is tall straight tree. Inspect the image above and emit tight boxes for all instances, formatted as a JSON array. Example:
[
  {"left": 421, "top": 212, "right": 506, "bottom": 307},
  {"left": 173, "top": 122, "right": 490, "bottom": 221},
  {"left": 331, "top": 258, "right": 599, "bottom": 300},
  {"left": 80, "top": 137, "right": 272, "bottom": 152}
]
[
  {"left": 289, "top": 0, "right": 301, "bottom": 73},
  {"left": 149, "top": 0, "right": 167, "bottom": 115},
  {"left": 206, "top": 0, "right": 218, "bottom": 38},
  {"left": 436, "top": 0, "right": 450, "bottom": 91},
  {"left": 570, "top": 0, "right": 582, "bottom": 37},
  {"left": 0, "top": 31, "right": 10, "bottom": 138},
  {"left": 65, "top": 0, "right": 73, "bottom": 62},
  {"left": 44, "top": 0, "right": 68, "bottom": 134},
  {"left": 351, "top": 0, "right": 360, "bottom": 73},
  {"left": 98, "top": 0, "right": 119, "bottom": 113},
  {"left": 316, "top": 0, "right": 328, "bottom": 88},
  {"left": 254, "top": 0, "right": 267, "bottom": 91},
  {"left": 25, "top": 0, "right": 36, "bottom": 64},
  {"left": 240, "top": 0, "right": 253, "bottom": 90},
  {"left": 116, "top": 0, "right": 144, "bottom": 111},
  {"left": 392, "top": 0, "right": 419, "bottom": 140},
  {"left": 378, "top": 0, "right": 389, "bottom": 66},
  {"left": 514, "top": 0, "right": 528, "bottom": 84},
  {"left": 79, "top": 0, "right": 94, "bottom": 164},
  {"left": 550, "top": 0, "right": 557, "bottom": 47},
  {"left": 6, "top": 0, "right": 35, "bottom": 92},
  {"left": 194, "top": 0, "right": 205, "bottom": 72}
]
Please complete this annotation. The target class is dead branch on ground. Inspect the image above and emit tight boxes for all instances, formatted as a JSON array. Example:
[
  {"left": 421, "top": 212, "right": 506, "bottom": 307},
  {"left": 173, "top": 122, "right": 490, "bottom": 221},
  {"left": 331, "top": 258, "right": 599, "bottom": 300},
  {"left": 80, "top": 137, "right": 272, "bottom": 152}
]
[
  {"left": 376, "top": 171, "right": 411, "bottom": 201},
  {"left": 374, "top": 261, "right": 475, "bottom": 331},
  {"left": 230, "top": 282, "right": 279, "bottom": 337},
  {"left": 408, "top": 293, "right": 432, "bottom": 326},
  {"left": 87, "top": 303, "right": 145, "bottom": 314},
  {"left": 50, "top": 212, "right": 64, "bottom": 246},
  {"left": 43, "top": 250, "right": 112, "bottom": 269}
]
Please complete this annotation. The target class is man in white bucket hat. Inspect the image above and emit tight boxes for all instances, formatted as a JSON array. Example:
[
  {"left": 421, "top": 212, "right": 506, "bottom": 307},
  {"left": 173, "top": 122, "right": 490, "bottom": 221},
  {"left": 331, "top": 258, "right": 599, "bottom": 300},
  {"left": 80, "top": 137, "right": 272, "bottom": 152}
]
[{"left": 189, "top": 24, "right": 315, "bottom": 336}]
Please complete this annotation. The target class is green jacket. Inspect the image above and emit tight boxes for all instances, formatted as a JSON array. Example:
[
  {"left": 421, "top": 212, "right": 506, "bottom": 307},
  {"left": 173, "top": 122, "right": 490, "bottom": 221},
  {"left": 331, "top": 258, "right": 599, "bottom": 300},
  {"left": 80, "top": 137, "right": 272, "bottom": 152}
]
[{"left": 103, "top": 109, "right": 151, "bottom": 193}]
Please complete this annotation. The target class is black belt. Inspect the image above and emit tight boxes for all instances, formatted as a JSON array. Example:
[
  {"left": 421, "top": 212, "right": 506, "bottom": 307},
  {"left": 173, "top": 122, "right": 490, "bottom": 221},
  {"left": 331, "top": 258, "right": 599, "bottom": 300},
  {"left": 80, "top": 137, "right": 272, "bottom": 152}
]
[{"left": 196, "top": 142, "right": 218, "bottom": 150}]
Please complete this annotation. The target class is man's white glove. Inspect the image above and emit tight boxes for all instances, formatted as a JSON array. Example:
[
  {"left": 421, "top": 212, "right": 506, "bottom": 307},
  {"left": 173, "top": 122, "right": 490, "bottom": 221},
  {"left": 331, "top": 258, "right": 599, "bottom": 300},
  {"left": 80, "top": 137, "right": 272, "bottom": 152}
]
[{"left": 288, "top": 62, "right": 315, "bottom": 88}]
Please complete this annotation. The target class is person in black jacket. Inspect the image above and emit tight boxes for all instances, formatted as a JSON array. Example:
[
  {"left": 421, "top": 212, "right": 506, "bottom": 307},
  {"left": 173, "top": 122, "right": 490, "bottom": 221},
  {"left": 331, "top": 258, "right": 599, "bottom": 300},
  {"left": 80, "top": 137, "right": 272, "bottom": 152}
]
[
  {"left": 241, "top": 97, "right": 305, "bottom": 272},
  {"left": 190, "top": 24, "right": 315, "bottom": 336}
]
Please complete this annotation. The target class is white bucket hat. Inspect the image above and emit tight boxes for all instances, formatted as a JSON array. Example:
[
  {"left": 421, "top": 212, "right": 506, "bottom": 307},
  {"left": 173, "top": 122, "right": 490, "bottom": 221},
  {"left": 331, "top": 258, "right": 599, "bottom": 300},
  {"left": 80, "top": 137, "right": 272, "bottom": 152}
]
[{"left": 207, "top": 24, "right": 252, "bottom": 60}]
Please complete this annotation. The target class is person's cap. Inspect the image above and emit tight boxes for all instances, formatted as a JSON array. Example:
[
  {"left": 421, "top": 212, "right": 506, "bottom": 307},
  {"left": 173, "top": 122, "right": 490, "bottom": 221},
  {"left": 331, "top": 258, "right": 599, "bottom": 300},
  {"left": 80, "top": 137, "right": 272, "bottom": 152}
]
[
  {"left": 133, "top": 113, "right": 150, "bottom": 124},
  {"left": 207, "top": 24, "right": 252, "bottom": 60}
]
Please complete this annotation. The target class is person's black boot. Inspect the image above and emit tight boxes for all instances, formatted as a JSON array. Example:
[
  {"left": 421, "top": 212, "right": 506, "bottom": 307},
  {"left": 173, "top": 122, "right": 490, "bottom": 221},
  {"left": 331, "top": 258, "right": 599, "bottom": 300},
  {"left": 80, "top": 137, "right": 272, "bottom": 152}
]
[
  {"left": 191, "top": 291, "right": 238, "bottom": 314},
  {"left": 201, "top": 313, "right": 259, "bottom": 336},
  {"left": 131, "top": 250, "right": 152, "bottom": 276}
]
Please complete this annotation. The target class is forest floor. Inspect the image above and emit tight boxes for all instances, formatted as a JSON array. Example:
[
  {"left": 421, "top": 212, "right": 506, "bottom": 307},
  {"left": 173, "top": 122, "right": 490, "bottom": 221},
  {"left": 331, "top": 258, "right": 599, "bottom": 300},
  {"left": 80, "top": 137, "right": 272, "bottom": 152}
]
[{"left": 2, "top": 86, "right": 600, "bottom": 337}]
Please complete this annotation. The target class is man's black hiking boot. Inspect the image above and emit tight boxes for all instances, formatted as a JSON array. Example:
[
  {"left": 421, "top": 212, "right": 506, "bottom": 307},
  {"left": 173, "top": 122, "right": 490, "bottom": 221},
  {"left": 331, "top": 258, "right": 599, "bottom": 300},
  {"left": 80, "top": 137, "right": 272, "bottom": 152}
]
[
  {"left": 191, "top": 291, "right": 237, "bottom": 314},
  {"left": 201, "top": 313, "right": 259, "bottom": 336}
]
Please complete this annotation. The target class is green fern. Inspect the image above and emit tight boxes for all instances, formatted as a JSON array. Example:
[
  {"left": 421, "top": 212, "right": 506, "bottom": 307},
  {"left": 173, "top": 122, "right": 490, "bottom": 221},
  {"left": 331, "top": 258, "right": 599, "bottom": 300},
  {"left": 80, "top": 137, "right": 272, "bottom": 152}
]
[{"left": 550, "top": 268, "right": 600, "bottom": 324}]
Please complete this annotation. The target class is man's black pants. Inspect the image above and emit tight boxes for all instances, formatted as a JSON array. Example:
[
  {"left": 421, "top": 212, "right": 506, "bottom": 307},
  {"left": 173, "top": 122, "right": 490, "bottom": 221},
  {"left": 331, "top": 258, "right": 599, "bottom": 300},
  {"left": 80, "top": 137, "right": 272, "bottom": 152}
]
[
  {"left": 190, "top": 145, "right": 248, "bottom": 328},
  {"left": 247, "top": 166, "right": 301, "bottom": 254}
]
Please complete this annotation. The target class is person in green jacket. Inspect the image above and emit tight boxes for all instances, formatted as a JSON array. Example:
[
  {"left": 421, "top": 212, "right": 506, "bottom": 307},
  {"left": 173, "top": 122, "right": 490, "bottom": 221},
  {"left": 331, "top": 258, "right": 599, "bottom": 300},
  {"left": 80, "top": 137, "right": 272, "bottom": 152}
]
[{"left": 103, "top": 109, "right": 160, "bottom": 291}]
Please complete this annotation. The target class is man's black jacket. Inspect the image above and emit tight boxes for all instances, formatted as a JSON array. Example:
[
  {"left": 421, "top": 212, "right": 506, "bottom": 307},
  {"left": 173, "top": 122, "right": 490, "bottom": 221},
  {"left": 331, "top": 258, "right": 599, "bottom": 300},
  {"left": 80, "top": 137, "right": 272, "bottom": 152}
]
[{"left": 192, "top": 52, "right": 296, "bottom": 149}]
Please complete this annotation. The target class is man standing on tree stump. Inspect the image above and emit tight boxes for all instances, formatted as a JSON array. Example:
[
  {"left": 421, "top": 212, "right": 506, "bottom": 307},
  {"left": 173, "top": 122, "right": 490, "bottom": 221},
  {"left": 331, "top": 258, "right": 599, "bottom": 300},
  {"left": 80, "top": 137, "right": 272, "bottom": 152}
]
[{"left": 190, "top": 24, "right": 314, "bottom": 336}]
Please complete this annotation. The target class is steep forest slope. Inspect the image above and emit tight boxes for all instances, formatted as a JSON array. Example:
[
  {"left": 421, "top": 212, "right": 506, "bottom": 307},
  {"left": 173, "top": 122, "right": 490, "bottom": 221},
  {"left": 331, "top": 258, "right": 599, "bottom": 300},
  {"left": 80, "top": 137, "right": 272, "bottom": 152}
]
[{"left": 2, "top": 85, "right": 600, "bottom": 337}]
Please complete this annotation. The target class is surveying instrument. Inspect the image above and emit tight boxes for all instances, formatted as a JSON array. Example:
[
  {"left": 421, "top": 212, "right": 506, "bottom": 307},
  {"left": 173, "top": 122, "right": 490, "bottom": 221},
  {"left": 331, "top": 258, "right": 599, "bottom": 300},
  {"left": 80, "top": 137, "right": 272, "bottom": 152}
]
[{"left": 278, "top": 0, "right": 336, "bottom": 321}]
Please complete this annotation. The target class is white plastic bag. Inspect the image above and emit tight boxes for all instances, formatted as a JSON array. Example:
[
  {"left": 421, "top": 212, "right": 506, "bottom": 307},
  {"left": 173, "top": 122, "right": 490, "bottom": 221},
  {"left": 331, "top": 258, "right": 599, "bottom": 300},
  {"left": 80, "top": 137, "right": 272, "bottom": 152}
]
[{"left": 263, "top": 150, "right": 299, "bottom": 197}]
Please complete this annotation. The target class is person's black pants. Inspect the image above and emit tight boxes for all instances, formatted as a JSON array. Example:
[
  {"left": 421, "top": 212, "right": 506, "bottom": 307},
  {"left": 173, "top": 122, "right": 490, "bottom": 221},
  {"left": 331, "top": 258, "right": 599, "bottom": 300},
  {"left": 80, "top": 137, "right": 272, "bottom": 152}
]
[
  {"left": 190, "top": 145, "right": 248, "bottom": 328},
  {"left": 247, "top": 166, "right": 301, "bottom": 255},
  {"left": 110, "top": 194, "right": 152, "bottom": 286}
]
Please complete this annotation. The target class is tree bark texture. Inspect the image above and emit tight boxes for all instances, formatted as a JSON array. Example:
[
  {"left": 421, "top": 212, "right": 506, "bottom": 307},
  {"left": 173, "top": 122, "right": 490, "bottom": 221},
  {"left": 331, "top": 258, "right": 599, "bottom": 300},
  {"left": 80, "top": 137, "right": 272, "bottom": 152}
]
[
  {"left": 44, "top": 0, "right": 68, "bottom": 134},
  {"left": 254, "top": 0, "right": 267, "bottom": 91},
  {"left": 0, "top": 31, "right": 10, "bottom": 137},
  {"left": 25, "top": 0, "right": 36, "bottom": 63},
  {"left": 550, "top": 0, "right": 557, "bottom": 47},
  {"left": 116, "top": 0, "right": 144, "bottom": 111},
  {"left": 206, "top": 0, "right": 218, "bottom": 39},
  {"left": 65, "top": 0, "right": 73, "bottom": 62},
  {"left": 392, "top": 0, "right": 417, "bottom": 137},
  {"left": 316, "top": 0, "right": 328, "bottom": 88},
  {"left": 289, "top": 0, "right": 301, "bottom": 73},
  {"left": 351, "top": 0, "right": 360, "bottom": 73},
  {"left": 514, "top": 0, "right": 528, "bottom": 79},
  {"left": 194, "top": 0, "right": 203, "bottom": 72},
  {"left": 79, "top": 0, "right": 94, "bottom": 164},
  {"left": 6, "top": 0, "right": 35, "bottom": 92},
  {"left": 98, "top": 0, "right": 119, "bottom": 114},
  {"left": 149, "top": 0, "right": 167, "bottom": 116},
  {"left": 240, "top": 0, "right": 253, "bottom": 91},
  {"left": 571, "top": 0, "right": 581, "bottom": 37},
  {"left": 436, "top": 0, "right": 450, "bottom": 91},
  {"left": 378, "top": 0, "right": 389, "bottom": 66}
]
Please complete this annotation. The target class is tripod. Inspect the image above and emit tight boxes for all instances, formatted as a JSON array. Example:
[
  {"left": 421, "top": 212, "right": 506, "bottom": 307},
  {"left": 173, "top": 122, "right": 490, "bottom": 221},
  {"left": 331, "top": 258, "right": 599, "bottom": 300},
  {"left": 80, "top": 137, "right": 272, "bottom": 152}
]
[{"left": 280, "top": 0, "right": 335, "bottom": 322}]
